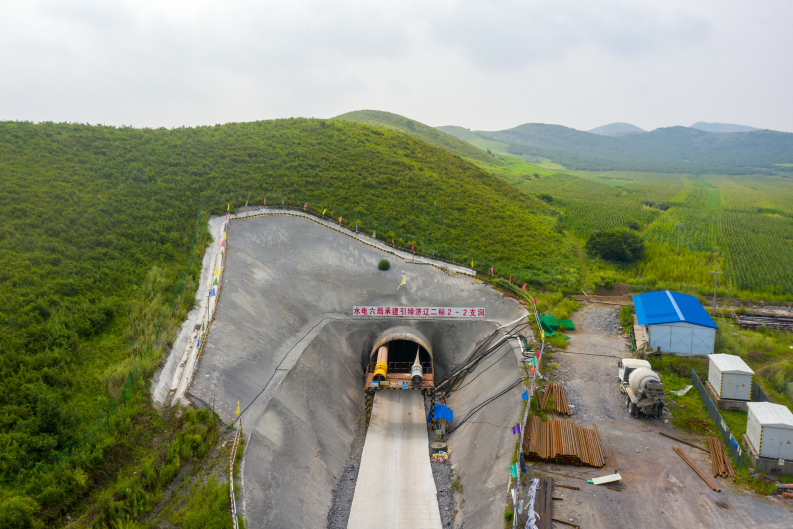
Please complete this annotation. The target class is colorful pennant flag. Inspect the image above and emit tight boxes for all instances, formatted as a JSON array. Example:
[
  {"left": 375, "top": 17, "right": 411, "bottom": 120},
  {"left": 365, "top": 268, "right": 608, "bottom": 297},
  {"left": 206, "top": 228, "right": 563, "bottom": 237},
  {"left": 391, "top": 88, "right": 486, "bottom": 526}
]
[
  {"left": 227, "top": 203, "right": 229, "bottom": 211},
  {"left": 522, "top": 283, "right": 526, "bottom": 290},
  {"left": 222, "top": 232, "right": 226, "bottom": 239},
  {"left": 397, "top": 276, "right": 407, "bottom": 290},
  {"left": 411, "top": 244, "right": 414, "bottom": 252},
  {"left": 304, "top": 202, "right": 307, "bottom": 208},
  {"left": 432, "top": 250, "right": 435, "bottom": 256},
  {"left": 209, "top": 288, "right": 216, "bottom": 297},
  {"left": 236, "top": 400, "right": 240, "bottom": 415},
  {"left": 339, "top": 216, "right": 342, "bottom": 223},
  {"left": 264, "top": 198, "right": 266, "bottom": 205},
  {"left": 322, "top": 208, "right": 327, "bottom": 216},
  {"left": 281, "top": 199, "right": 284, "bottom": 205},
  {"left": 530, "top": 366, "right": 535, "bottom": 376},
  {"left": 509, "top": 276, "right": 512, "bottom": 283},
  {"left": 214, "top": 268, "right": 220, "bottom": 276},
  {"left": 220, "top": 240, "right": 225, "bottom": 247},
  {"left": 471, "top": 260, "right": 474, "bottom": 268},
  {"left": 512, "top": 424, "right": 521, "bottom": 435},
  {"left": 509, "top": 462, "right": 519, "bottom": 478},
  {"left": 213, "top": 278, "right": 218, "bottom": 286},
  {"left": 490, "top": 267, "right": 494, "bottom": 274},
  {"left": 521, "top": 390, "right": 529, "bottom": 400}
]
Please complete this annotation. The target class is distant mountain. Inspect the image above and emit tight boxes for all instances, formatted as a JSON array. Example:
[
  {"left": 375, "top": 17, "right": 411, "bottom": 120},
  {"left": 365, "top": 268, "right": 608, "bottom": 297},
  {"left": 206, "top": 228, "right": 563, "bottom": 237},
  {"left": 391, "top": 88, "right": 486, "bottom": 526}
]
[
  {"left": 333, "top": 110, "right": 501, "bottom": 165},
  {"left": 474, "top": 123, "right": 793, "bottom": 174},
  {"left": 587, "top": 122, "right": 646, "bottom": 136},
  {"left": 690, "top": 122, "right": 760, "bottom": 133}
]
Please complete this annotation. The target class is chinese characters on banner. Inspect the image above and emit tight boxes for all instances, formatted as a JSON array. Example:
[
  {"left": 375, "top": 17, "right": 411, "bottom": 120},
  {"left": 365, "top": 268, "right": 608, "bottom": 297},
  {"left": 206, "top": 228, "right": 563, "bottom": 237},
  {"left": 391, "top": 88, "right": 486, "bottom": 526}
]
[{"left": 353, "top": 306, "right": 485, "bottom": 318}]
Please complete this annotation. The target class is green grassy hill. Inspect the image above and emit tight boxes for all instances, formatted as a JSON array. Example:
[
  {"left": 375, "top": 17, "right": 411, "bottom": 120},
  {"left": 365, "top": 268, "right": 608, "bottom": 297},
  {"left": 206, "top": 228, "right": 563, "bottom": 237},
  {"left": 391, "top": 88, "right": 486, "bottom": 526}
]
[
  {"left": 475, "top": 123, "right": 793, "bottom": 174},
  {"left": 436, "top": 125, "right": 513, "bottom": 155},
  {"left": 0, "top": 118, "right": 577, "bottom": 526},
  {"left": 334, "top": 110, "right": 502, "bottom": 165}
]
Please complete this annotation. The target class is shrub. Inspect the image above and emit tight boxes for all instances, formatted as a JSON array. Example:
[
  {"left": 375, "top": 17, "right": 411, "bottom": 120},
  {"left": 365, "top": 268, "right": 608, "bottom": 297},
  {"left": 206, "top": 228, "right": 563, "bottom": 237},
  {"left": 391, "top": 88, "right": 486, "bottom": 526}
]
[
  {"left": 619, "top": 306, "right": 634, "bottom": 328},
  {"left": 537, "top": 193, "right": 553, "bottom": 203},
  {"left": 585, "top": 228, "right": 644, "bottom": 263},
  {"left": 378, "top": 259, "right": 390, "bottom": 271}
]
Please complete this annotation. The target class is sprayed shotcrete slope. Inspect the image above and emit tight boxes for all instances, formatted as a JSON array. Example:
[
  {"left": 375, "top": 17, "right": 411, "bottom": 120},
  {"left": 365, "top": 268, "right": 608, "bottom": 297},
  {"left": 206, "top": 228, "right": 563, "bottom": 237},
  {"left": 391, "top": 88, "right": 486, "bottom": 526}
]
[{"left": 170, "top": 208, "right": 527, "bottom": 528}]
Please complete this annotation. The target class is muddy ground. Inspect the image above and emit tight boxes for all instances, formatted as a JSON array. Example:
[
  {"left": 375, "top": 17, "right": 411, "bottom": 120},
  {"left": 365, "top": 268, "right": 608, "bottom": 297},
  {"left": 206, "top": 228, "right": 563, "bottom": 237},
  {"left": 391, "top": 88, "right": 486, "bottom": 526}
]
[{"left": 527, "top": 303, "right": 792, "bottom": 528}]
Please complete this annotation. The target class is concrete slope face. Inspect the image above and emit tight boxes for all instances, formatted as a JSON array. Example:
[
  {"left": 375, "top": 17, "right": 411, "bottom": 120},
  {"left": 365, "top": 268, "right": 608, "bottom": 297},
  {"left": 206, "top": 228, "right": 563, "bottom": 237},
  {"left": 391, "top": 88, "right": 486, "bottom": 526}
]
[
  {"left": 347, "top": 391, "right": 442, "bottom": 529},
  {"left": 192, "top": 211, "right": 527, "bottom": 528}
]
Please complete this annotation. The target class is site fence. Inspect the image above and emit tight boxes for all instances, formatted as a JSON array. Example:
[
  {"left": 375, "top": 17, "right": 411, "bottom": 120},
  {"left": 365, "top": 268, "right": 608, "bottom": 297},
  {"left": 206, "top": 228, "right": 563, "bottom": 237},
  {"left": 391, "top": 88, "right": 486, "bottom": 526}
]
[
  {"left": 235, "top": 204, "right": 553, "bottom": 285},
  {"left": 691, "top": 370, "right": 793, "bottom": 479}
]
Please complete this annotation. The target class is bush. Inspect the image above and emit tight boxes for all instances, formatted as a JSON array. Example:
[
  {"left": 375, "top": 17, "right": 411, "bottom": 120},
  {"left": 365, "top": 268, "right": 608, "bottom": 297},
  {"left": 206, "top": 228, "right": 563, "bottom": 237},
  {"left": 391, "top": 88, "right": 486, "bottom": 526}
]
[
  {"left": 619, "top": 306, "right": 634, "bottom": 328},
  {"left": 378, "top": 259, "right": 390, "bottom": 271},
  {"left": 537, "top": 193, "right": 553, "bottom": 203},
  {"left": 585, "top": 229, "right": 644, "bottom": 263}
]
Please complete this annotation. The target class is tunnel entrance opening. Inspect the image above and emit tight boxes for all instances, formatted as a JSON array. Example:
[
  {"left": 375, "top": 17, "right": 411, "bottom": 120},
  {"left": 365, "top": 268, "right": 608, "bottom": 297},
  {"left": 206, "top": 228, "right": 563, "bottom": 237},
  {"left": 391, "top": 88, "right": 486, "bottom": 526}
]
[
  {"left": 377, "top": 339, "right": 431, "bottom": 374},
  {"left": 366, "top": 327, "right": 435, "bottom": 389}
]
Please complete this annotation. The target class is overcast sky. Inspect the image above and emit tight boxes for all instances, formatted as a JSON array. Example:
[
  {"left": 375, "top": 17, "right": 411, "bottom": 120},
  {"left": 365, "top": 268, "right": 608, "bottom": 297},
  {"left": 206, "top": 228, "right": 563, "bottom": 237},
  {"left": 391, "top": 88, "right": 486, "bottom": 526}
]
[{"left": 1, "top": 0, "right": 791, "bottom": 132}]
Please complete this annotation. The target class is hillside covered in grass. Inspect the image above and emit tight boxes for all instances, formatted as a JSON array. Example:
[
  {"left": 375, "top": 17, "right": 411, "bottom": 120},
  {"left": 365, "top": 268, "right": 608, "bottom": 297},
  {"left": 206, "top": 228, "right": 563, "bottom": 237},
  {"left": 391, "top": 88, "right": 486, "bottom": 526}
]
[
  {"left": 0, "top": 118, "right": 578, "bottom": 526},
  {"left": 474, "top": 123, "right": 793, "bottom": 174},
  {"left": 334, "top": 110, "right": 502, "bottom": 165}
]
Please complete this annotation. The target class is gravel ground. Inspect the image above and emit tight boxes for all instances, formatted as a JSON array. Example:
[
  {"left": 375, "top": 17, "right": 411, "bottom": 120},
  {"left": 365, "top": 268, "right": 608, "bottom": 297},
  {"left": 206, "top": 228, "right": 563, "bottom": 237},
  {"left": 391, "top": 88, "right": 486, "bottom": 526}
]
[
  {"left": 431, "top": 460, "right": 456, "bottom": 528},
  {"left": 326, "top": 414, "right": 367, "bottom": 529},
  {"left": 538, "top": 303, "right": 793, "bottom": 529}
]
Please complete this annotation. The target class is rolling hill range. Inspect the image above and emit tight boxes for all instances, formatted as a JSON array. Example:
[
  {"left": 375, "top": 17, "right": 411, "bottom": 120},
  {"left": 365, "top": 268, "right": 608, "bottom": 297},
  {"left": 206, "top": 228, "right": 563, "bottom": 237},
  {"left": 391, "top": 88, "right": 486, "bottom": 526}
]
[
  {"left": 587, "top": 122, "right": 646, "bottom": 136},
  {"left": 472, "top": 123, "right": 793, "bottom": 173},
  {"left": 690, "top": 122, "right": 760, "bottom": 133},
  {"left": 334, "top": 110, "right": 502, "bottom": 165}
]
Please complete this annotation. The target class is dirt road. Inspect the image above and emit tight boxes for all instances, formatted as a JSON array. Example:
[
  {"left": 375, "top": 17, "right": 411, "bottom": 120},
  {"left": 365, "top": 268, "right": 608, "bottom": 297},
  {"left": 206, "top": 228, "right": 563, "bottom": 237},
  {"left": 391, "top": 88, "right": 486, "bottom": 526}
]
[{"left": 541, "top": 303, "right": 791, "bottom": 528}]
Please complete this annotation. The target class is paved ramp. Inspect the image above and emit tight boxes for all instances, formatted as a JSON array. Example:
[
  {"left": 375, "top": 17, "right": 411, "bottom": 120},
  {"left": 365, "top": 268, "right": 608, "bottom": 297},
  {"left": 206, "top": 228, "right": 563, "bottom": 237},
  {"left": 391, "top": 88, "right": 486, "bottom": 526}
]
[{"left": 347, "top": 390, "right": 442, "bottom": 529}]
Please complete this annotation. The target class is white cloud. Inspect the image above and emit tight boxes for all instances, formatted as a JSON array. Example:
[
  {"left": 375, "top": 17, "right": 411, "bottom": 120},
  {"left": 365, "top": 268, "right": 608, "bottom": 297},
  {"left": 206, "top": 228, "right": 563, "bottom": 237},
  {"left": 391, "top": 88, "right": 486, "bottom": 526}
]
[{"left": 0, "top": 0, "right": 790, "bottom": 131}]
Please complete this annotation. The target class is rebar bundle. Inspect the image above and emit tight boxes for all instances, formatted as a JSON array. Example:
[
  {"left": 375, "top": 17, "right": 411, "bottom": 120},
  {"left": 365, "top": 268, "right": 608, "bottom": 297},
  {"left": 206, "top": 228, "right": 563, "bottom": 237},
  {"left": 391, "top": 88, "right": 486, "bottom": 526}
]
[
  {"left": 539, "top": 384, "right": 570, "bottom": 415},
  {"left": 673, "top": 447, "right": 721, "bottom": 492},
  {"left": 523, "top": 416, "right": 605, "bottom": 467},
  {"left": 707, "top": 436, "right": 736, "bottom": 479}
]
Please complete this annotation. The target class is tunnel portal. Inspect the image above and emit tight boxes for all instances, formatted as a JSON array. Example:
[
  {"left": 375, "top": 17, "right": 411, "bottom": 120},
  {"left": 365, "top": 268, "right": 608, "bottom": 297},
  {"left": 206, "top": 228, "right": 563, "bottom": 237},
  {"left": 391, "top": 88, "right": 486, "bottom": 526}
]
[{"left": 366, "top": 326, "right": 434, "bottom": 389}]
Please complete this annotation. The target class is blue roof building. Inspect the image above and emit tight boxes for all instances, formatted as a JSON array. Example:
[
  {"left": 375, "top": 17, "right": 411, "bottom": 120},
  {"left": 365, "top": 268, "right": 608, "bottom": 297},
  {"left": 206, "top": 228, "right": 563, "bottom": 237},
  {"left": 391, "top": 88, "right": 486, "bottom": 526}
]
[{"left": 632, "top": 291, "right": 717, "bottom": 355}]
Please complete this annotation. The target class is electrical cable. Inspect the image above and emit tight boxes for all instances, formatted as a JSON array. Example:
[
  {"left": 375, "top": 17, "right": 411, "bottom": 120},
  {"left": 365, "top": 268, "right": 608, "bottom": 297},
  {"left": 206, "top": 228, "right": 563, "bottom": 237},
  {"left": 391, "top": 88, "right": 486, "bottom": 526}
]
[
  {"left": 449, "top": 342, "right": 515, "bottom": 392},
  {"left": 447, "top": 378, "right": 522, "bottom": 434}
]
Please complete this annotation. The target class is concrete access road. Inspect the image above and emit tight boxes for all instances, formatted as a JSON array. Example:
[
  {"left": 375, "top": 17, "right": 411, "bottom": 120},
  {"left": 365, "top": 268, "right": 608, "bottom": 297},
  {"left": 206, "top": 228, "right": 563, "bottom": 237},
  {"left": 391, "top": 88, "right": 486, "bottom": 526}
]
[{"left": 347, "top": 390, "right": 442, "bottom": 529}]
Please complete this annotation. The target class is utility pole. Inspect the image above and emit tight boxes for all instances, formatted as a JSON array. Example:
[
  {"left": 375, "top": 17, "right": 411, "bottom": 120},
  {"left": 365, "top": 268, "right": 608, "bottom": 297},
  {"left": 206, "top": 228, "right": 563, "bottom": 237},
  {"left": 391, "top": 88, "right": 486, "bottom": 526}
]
[
  {"left": 676, "top": 223, "right": 684, "bottom": 254},
  {"left": 709, "top": 271, "right": 723, "bottom": 316}
]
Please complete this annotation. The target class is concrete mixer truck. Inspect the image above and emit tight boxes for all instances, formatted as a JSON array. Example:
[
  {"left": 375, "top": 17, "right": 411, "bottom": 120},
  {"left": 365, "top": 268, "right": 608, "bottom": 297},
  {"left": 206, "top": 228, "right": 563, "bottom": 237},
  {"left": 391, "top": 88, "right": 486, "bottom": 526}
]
[{"left": 618, "top": 360, "right": 665, "bottom": 418}]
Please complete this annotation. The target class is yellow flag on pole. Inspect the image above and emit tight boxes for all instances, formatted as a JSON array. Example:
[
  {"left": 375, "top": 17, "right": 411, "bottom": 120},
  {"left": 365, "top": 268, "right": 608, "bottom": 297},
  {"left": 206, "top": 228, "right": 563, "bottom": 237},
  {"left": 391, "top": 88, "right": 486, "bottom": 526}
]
[
  {"left": 322, "top": 208, "right": 327, "bottom": 216},
  {"left": 471, "top": 260, "right": 474, "bottom": 268},
  {"left": 227, "top": 203, "right": 230, "bottom": 211},
  {"left": 397, "top": 276, "right": 406, "bottom": 290},
  {"left": 223, "top": 232, "right": 226, "bottom": 239},
  {"left": 236, "top": 400, "right": 240, "bottom": 415},
  {"left": 214, "top": 268, "right": 220, "bottom": 276}
]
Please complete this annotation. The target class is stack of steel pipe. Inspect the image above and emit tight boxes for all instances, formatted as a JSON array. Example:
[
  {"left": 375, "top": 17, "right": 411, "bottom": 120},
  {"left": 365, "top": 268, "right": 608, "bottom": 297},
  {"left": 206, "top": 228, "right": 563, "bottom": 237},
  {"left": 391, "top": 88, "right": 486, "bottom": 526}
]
[
  {"left": 673, "top": 447, "right": 721, "bottom": 492},
  {"left": 523, "top": 416, "right": 605, "bottom": 467},
  {"left": 538, "top": 384, "right": 570, "bottom": 415},
  {"left": 707, "top": 436, "right": 736, "bottom": 479}
]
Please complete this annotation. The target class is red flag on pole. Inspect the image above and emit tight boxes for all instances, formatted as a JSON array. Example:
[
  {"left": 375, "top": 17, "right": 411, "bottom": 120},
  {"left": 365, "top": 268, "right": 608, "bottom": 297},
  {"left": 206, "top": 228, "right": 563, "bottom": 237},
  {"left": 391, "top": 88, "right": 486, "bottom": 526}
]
[
  {"left": 509, "top": 276, "right": 512, "bottom": 283},
  {"left": 392, "top": 238, "right": 394, "bottom": 246},
  {"left": 411, "top": 244, "right": 414, "bottom": 252},
  {"left": 490, "top": 267, "right": 493, "bottom": 274},
  {"left": 530, "top": 366, "right": 535, "bottom": 376},
  {"left": 533, "top": 298, "right": 537, "bottom": 305},
  {"left": 263, "top": 198, "right": 266, "bottom": 205},
  {"left": 304, "top": 202, "right": 307, "bottom": 209},
  {"left": 338, "top": 216, "right": 342, "bottom": 223},
  {"left": 522, "top": 283, "right": 526, "bottom": 290}
]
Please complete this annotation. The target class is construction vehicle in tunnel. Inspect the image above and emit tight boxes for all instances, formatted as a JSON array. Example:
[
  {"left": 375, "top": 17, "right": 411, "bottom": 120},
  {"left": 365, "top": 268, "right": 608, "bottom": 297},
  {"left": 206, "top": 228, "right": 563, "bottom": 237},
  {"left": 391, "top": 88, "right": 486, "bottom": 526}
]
[{"left": 365, "top": 327, "right": 434, "bottom": 390}]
